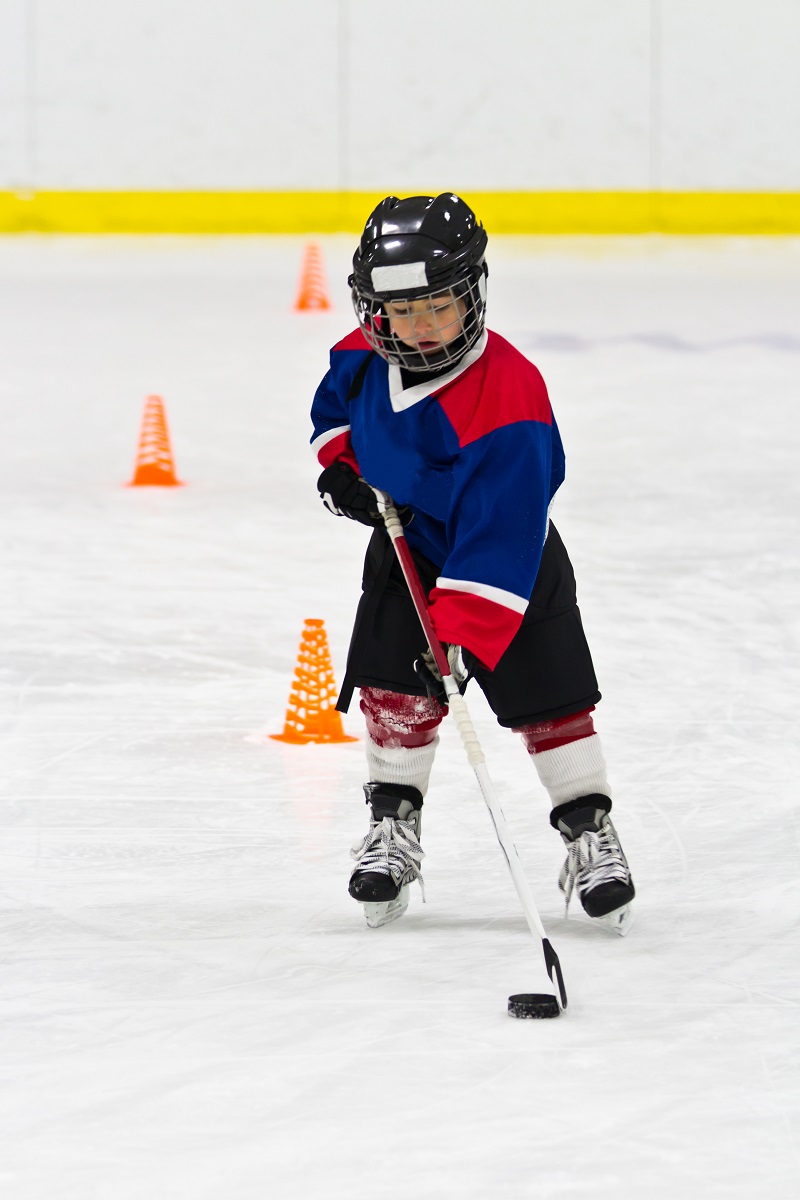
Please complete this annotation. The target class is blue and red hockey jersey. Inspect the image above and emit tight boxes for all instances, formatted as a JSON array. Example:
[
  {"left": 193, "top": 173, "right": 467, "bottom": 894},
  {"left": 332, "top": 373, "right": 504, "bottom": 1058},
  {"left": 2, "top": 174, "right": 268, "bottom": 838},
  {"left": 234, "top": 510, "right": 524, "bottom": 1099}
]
[{"left": 310, "top": 328, "right": 565, "bottom": 671}]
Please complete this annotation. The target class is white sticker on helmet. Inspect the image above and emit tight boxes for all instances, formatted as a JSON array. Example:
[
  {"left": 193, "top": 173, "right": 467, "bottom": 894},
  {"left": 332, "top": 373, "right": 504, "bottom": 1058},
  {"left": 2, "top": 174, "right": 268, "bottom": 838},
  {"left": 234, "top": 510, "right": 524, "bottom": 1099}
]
[{"left": 371, "top": 262, "right": 429, "bottom": 291}]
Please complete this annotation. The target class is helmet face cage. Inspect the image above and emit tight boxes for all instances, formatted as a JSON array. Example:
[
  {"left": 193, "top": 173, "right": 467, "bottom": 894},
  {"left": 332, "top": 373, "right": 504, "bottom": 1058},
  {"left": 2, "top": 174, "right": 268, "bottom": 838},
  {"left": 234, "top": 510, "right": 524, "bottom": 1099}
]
[{"left": 351, "top": 268, "right": 487, "bottom": 373}]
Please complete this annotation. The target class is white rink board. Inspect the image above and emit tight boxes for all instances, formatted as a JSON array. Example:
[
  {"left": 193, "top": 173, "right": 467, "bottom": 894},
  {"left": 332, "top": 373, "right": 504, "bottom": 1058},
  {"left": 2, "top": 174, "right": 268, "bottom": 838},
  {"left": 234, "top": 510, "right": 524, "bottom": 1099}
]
[
  {"left": 0, "top": 235, "right": 799, "bottom": 1198},
  {"left": 1, "top": 0, "right": 800, "bottom": 190}
]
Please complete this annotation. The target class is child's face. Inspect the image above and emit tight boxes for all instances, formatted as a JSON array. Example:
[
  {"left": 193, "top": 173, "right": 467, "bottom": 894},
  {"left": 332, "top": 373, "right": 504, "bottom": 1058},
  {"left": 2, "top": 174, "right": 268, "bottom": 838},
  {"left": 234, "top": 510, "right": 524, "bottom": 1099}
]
[{"left": 384, "top": 293, "right": 467, "bottom": 355}]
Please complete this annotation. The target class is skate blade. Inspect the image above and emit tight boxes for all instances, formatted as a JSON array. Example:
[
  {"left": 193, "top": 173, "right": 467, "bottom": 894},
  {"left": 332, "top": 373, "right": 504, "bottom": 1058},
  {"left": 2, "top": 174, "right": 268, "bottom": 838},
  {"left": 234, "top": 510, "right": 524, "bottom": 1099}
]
[
  {"left": 595, "top": 903, "right": 634, "bottom": 937},
  {"left": 361, "top": 885, "right": 410, "bottom": 929}
]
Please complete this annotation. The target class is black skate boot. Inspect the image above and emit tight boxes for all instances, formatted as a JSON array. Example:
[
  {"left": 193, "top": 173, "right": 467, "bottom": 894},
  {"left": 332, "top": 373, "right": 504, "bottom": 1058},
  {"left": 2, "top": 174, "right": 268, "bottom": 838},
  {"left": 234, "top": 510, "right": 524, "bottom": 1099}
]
[
  {"left": 349, "top": 783, "right": 424, "bottom": 928},
  {"left": 550, "top": 795, "right": 635, "bottom": 935}
]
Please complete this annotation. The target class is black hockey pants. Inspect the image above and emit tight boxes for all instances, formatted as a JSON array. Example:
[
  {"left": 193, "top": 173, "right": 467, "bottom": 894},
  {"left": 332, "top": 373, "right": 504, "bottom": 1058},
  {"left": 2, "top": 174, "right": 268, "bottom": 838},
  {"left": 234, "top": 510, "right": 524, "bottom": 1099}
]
[{"left": 336, "top": 522, "right": 601, "bottom": 728}]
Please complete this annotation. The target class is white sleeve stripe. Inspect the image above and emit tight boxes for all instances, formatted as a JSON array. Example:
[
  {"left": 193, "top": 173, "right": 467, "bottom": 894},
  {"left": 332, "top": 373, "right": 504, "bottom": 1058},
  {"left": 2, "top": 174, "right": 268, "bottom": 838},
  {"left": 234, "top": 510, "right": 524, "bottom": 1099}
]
[
  {"left": 311, "top": 425, "right": 351, "bottom": 455},
  {"left": 435, "top": 576, "right": 529, "bottom": 616}
]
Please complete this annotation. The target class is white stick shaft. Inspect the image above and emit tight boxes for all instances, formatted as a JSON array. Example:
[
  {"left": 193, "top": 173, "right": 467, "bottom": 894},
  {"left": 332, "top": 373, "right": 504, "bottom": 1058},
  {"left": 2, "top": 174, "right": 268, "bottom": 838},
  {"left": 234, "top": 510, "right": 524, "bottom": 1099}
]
[
  {"left": 448, "top": 694, "right": 548, "bottom": 942},
  {"left": 371, "top": 486, "right": 566, "bottom": 1007}
]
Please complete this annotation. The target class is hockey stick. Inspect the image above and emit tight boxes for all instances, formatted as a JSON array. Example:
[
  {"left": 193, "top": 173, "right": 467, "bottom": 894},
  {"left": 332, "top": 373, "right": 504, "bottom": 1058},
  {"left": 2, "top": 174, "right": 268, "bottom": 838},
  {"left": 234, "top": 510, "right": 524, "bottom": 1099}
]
[{"left": 371, "top": 488, "right": 567, "bottom": 1015}]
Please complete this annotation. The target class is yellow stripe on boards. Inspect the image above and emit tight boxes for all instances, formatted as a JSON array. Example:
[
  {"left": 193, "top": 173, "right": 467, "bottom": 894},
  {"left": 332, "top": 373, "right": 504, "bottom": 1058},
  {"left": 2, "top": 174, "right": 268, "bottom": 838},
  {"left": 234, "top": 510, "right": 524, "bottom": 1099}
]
[
  {"left": 473, "top": 192, "right": 800, "bottom": 235},
  {"left": 0, "top": 192, "right": 389, "bottom": 234},
  {"left": 1, "top": 191, "right": 799, "bottom": 234}
]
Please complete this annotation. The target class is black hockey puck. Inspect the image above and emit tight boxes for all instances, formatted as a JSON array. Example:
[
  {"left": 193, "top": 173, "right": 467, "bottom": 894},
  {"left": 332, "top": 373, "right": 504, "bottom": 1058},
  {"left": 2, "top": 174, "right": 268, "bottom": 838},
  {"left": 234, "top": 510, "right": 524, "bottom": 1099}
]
[{"left": 508, "top": 993, "right": 561, "bottom": 1019}]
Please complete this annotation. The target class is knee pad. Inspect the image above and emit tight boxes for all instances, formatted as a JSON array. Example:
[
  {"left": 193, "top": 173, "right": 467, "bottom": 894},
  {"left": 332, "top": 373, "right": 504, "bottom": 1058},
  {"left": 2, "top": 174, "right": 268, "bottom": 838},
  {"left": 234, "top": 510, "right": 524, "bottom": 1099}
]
[{"left": 360, "top": 686, "right": 445, "bottom": 749}]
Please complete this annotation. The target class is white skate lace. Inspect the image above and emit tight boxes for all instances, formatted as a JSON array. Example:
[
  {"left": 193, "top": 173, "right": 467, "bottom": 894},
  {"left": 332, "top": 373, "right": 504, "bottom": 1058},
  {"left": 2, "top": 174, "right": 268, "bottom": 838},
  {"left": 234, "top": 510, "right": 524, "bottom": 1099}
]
[
  {"left": 351, "top": 816, "right": 425, "bottom": 898},
  {"left": 559, "top": 821, "right": 630, "bottom": 912}
]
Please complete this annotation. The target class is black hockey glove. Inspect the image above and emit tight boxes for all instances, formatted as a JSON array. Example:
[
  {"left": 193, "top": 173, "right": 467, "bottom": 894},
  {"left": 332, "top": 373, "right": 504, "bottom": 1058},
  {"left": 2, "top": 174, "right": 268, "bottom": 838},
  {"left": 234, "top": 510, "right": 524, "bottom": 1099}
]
[
  {"left": 317, "top": 462, "right": 413, "bottom": 527},
  {"left": 414, "top": 645, "right": 470, "bottom": 706},
  {"left": 318, "top": 462, "right": 381, "bottom": 525}
]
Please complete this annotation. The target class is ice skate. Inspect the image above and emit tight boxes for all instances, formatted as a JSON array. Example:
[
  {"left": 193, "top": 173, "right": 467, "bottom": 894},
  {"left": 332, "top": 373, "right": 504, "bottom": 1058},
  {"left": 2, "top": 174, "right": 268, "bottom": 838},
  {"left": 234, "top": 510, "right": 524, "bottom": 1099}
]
[
  {"left": 349, "top": 783, "right": 424, "bottom": 928},
  {"left": 550, "top": 795, "right": 635, "bottom": 936}
]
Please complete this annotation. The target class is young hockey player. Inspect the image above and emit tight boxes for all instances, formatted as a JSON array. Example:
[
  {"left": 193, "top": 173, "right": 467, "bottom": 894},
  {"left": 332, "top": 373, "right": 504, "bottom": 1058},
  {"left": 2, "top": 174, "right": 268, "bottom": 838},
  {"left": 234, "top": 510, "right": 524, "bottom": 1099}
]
[{"left": 311, "top": 193, "right": 635, "bottom": 932}]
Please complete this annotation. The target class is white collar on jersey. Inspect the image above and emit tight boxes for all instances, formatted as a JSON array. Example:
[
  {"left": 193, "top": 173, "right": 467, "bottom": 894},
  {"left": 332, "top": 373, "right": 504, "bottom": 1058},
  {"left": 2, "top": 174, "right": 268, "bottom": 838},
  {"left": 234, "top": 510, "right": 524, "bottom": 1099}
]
[{"left": 387, "top": 330, "right": 489, "bottom": 413}]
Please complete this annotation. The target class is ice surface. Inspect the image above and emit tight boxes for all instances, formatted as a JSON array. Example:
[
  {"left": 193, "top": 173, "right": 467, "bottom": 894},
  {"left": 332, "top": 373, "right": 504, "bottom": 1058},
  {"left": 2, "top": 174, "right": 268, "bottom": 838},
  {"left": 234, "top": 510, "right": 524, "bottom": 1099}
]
[{"left": 1, "top": 235, "right": 798, "bottom": 1198}]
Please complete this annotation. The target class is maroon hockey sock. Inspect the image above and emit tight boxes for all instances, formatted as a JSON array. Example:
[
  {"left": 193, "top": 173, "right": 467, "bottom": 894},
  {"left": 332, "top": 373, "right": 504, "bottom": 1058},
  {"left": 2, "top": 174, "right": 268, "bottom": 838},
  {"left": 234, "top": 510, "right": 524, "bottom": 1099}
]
[{"left": 513, "top": 707, "right": 596, "bottom": 755}]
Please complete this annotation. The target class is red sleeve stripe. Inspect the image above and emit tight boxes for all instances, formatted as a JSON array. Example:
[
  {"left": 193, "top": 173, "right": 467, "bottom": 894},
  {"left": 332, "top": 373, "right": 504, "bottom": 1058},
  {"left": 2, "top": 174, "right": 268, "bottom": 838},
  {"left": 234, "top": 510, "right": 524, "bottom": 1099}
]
[
  {"left": 436, "top": 575, "right": 529, "bottom": 615},
  {"left": 428, "top": 588, "right": 526, "bottom": 672},
  {"left": 312, "top": 426, "right": 352, "bottom": 467}
]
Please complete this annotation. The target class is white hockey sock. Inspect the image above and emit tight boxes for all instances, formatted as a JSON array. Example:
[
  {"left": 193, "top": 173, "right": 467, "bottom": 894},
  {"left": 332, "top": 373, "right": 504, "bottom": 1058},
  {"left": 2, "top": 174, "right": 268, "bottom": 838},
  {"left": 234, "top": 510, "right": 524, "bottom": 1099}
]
[
  {"left": 365, "top": 735, "right": 438, "bottom": 797},
  {"left": 531, "top": 734, "right": 611, "bottom": 807}
]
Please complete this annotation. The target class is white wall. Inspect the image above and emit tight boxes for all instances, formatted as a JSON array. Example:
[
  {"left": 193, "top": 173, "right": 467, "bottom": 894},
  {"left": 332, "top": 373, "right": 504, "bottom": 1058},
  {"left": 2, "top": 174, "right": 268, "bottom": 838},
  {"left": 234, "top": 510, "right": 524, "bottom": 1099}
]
[{"left": 1, "top": 0, "right": 798, "bottom": 192}]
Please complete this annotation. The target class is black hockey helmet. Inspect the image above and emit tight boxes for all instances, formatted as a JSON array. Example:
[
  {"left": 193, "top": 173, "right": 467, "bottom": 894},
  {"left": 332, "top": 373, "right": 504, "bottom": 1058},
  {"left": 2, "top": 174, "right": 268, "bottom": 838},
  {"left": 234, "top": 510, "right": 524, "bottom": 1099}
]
[{"left": 349, "top": 193, "right": 489, "bottom": 372}]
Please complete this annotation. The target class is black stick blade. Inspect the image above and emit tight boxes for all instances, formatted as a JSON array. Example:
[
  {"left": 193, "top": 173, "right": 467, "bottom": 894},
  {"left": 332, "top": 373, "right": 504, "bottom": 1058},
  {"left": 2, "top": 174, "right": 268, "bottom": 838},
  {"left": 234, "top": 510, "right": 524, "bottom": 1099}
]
[
  {"left": 508, "top": 993, "right": 561, "bottom": 1020},
  {"left": 542, "top": 938, "right": 568, "bottom": 1010}
]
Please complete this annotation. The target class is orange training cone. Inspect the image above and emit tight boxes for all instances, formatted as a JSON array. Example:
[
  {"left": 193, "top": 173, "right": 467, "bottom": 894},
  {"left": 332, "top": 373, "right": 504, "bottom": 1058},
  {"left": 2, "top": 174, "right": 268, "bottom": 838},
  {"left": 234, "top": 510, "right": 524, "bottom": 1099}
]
[
  {"left": 294, "top": 242, "right": 331, "bottom": 311},
  {"left": 128, "top": 395, "right": 183, "bottom": 487},
  {"left": 270, "top": 619, "right": 357, "bottom": 744}
]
